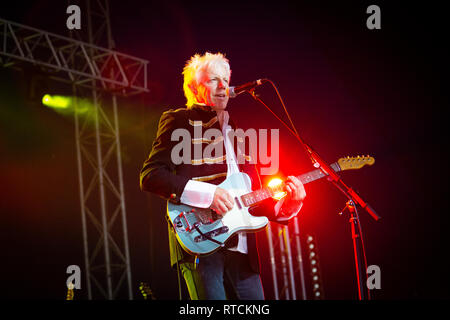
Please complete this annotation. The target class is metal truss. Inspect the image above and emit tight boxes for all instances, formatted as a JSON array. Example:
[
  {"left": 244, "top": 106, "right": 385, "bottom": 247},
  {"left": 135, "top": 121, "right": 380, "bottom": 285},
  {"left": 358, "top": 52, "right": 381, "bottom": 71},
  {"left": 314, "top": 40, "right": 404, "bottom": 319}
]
[
  {"left": 266, "top": 217, "right": 308, "bottom": 300},
  {"left": 1, "top": 1, "right": 148, "bottom": 299},
  {"left": 0, "top": 17, "right": 148, "bottom": 97},
  {"left": 68, "top": 0, "right": 115, "bottom": 50},
  {"left": 73, "top": 85, "right": 133, "bottom": 300}
]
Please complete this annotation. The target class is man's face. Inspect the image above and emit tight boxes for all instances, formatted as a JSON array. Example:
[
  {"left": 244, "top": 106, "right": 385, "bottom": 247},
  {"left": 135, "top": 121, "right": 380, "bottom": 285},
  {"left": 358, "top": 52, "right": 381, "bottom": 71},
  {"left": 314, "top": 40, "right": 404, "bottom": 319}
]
[{"left": 194, "top": 66, "right": 230, "bottom": 111}]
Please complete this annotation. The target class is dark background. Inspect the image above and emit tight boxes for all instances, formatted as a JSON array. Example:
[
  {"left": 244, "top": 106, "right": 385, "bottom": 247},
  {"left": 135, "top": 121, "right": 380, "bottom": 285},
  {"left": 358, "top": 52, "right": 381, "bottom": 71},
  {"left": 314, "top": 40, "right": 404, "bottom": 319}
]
[{"left": 0, "top": 0, "right": 448, "bottom": 300}]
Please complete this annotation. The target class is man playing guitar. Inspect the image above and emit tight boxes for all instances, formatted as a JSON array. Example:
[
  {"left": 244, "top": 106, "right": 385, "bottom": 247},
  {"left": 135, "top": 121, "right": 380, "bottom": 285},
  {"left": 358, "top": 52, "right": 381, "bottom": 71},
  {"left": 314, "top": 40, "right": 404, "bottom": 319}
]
[{"left": 140, "top": 52, "right": 306, "bottom": 300}]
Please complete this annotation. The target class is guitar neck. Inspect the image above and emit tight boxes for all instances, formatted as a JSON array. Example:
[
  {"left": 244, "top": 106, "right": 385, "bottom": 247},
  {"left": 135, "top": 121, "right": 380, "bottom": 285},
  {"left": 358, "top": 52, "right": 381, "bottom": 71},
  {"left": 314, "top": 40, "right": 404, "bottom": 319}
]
[
  {"left": 240, "top": 162, "right": 341, "bottom": 207},
  {"left": 297, "top": 162, "right": 341, "bottom": 185}
]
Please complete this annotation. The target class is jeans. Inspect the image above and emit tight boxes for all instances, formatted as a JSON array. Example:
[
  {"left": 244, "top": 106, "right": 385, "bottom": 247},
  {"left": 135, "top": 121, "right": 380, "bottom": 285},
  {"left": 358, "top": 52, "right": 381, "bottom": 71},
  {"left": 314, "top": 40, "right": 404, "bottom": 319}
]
[{"left": 179, "top": 249, "right": 265, "bottom": 300}]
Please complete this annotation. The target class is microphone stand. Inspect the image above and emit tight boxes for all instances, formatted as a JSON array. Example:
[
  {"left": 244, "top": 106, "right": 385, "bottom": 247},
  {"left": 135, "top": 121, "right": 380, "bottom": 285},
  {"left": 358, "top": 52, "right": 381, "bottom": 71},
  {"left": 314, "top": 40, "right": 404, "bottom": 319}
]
[{"left": 247, "top": 87, "right": 381, "bottom": 300}]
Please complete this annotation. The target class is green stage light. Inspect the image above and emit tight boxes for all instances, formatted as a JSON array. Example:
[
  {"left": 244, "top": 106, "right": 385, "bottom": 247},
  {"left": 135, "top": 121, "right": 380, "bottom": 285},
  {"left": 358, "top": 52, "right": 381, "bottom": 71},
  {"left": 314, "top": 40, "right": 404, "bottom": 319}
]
[
  {"left": 42, "top": 94, "right": 92, "bottom": 116},
  {"left": 42, "top": 94, "right": 72, "bottom": 109}
]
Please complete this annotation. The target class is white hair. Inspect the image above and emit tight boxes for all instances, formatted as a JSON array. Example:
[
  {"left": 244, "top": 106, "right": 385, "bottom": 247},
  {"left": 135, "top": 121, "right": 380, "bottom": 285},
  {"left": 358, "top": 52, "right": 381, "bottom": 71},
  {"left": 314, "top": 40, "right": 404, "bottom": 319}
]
[{"left": 182, "top": 52, "right": 231, "bottom": 108}]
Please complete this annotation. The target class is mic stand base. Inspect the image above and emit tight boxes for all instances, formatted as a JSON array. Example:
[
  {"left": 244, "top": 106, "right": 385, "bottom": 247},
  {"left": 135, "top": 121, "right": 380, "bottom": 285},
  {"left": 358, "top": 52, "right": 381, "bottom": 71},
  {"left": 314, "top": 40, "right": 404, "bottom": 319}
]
[{"left": 342, "top": 200, "right": 371, "bottom": 300}]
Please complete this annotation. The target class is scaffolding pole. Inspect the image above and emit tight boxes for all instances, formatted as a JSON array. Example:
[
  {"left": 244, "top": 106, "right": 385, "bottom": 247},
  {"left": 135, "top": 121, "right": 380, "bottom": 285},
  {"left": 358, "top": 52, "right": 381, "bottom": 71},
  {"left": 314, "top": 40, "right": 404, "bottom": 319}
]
[
  {"left": 265, "top": 218, "right": 308, "bottom": 300},
  {"left": 266, "top": 223, "right": 279, "bottom": 300},
  {"left": 293, "top": 216, "right": 307, "bottom": 300}
]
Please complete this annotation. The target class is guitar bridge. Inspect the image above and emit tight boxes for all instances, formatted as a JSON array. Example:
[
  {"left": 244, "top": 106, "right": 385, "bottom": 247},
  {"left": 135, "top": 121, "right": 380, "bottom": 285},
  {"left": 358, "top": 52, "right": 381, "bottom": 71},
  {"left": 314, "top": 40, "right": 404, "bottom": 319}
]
[
  {"left": 194, "top": 226, "right": 229, "bottom": 243},
  {"left": 173, "top": 209, "right": 220, "bottom": 233}
]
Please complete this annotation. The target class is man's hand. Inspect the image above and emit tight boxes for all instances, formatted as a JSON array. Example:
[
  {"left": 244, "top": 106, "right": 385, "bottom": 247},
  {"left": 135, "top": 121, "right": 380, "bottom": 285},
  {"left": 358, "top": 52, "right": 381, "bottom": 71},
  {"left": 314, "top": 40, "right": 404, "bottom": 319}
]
[
  {"left": 210, "top": 187, "right": 234, "bottom": 216},
  {"left": 281, "top": 176, "right": 307, "bottom": 216},
  {"left": 285, "top": 176, "right": 306, "bottom": 202}
]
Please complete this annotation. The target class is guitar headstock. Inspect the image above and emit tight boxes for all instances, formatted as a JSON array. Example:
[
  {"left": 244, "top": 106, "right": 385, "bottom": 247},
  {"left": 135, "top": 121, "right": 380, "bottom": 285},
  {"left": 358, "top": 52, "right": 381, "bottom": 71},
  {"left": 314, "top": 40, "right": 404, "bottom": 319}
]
[{"left": 338, "top": 155, "right": 375, "bottom": 171}]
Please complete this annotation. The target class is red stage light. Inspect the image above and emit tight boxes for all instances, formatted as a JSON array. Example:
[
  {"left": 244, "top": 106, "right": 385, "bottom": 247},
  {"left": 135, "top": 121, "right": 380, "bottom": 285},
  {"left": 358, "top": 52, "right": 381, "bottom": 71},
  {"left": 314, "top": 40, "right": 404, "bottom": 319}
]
[{"left": 267, "top": 177, "right": 287, "bottom": 200}]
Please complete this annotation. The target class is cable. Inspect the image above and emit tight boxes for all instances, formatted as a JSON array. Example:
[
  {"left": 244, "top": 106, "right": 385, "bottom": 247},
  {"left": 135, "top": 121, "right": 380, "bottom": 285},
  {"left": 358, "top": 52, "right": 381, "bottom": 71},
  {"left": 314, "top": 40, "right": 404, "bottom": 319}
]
[
  {"left": 247, "top": 88, "right": 298, "bottom": 140},
  {"left": 266, "top": 79, "right": 301, "bottom": 138},
  {"left": 247, "top": 80, "right": 315, "bottom": 162},
  {"left": 176, "top": 258, "right": 182, "bottom": 300}
]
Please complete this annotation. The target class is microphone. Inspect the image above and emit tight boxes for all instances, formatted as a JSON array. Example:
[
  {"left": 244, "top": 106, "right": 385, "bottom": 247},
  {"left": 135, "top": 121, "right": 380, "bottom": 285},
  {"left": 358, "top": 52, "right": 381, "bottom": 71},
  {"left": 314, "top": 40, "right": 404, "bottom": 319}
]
[{"left": 228, "top": 79, "right": 266, "bottom": 98}]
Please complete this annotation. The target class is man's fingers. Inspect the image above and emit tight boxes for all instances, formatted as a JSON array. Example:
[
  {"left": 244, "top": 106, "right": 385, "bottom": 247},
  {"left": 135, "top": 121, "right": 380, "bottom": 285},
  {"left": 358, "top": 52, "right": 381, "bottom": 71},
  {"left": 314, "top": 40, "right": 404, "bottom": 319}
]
[
  {"left": 286, "top": 184, "right": 293, "bottom": 195},
  {"left": 287, "top": 176, "right": 301, "bottom": 187},
  {"left": 212, "top": 202, "right": 227, "bottom": 215},
  {"left": 222, "top": 199, "right": 233, "bottom": 212},
  {"left": 211, "top": 188, "right": 235, "bottom": 215},
  {"left": 218, "top": 202, "right": 229, "bottom": 214},
  {"left": 220, "top": 191, "right": 234, "bottom": 210},
  {"left": 226, "top": 196, "right": 234, "bottom": 210},
  {"left": 223, "top": 192, "right": 234, "bottom": 204},
  {"left": 286, "top": 177, "right": 306, "bottom": 201}
]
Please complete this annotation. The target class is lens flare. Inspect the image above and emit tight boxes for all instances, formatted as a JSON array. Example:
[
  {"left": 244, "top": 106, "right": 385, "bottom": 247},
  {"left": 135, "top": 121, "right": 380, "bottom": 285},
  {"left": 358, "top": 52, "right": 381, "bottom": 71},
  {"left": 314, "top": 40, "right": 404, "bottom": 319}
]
[{"left": 268, "top": 177, "right": 287, "bottom": 200}]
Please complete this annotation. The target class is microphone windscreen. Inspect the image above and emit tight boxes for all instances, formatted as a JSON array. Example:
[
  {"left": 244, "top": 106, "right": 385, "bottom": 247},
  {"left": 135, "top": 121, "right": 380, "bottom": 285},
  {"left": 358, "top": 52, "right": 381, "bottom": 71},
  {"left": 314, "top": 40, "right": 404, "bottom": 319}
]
[{"left": 228, "top": 87, "right": 237, "bottom": 98}]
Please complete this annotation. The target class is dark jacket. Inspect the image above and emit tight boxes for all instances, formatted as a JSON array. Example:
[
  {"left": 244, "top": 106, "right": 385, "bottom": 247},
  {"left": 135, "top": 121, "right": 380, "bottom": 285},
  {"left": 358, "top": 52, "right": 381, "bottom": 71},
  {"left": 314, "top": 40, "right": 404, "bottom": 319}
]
[{"left": 140, "top": 104, "right": 285, "bottom": 272}]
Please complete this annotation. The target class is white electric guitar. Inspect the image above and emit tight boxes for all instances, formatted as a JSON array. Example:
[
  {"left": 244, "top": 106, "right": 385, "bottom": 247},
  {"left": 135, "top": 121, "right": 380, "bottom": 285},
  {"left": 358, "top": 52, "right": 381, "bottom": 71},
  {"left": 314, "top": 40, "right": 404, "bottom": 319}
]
[{"left": 167, "top": 155, "right": 374, "bottom": 256}]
